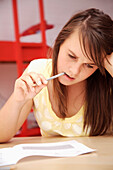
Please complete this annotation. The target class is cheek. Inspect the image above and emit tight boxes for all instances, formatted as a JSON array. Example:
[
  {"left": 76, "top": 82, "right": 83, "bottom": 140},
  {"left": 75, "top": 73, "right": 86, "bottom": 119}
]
[
  {"left": 57, "top": 55, "right": 67, "bottom": 70},
  {"left": 85, "top": 68, "right": 97, "bottom": 78}
]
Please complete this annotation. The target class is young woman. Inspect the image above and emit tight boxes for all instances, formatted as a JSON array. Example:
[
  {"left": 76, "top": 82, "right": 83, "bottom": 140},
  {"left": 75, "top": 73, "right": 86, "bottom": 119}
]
[{"left": 0, "top": 8, "right": 113, "bottom": 142}]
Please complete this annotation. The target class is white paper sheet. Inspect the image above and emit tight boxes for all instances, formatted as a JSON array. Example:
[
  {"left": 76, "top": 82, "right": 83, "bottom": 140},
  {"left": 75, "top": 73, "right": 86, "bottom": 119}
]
[{"left": 0, "top": 140, "right": 95, "bottom": 167}]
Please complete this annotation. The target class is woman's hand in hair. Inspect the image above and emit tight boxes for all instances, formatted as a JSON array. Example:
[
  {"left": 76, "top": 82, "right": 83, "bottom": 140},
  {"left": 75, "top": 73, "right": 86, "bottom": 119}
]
[
  {"left": 104, "top": 52, "right": 113, "bottom": 77},
  {"left": 13, "top": 72, "right": 48, "bottom": 103}
]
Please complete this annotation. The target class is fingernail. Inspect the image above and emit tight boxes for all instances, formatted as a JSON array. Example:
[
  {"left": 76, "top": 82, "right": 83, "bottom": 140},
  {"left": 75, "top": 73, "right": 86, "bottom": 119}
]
[
  {"left": 44, "top": 80, "right": 48, "bottom": 84},
  {"left": 31, "top": 87, "right": 35, "bottom": 91},
  {"left": 37, "top": 81, "right": 42, "bottom": 86}
]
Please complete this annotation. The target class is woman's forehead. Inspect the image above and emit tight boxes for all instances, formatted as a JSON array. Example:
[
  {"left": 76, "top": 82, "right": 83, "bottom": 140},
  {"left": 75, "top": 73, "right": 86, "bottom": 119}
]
[{"left": 64, "top": 30, "right": 95, "bottom": 61}]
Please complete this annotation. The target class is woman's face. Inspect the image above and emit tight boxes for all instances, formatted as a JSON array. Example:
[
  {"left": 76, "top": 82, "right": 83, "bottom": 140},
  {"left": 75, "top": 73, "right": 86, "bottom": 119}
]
[{"left": 57, "top": 29, "right": 98, "bottom": 86}]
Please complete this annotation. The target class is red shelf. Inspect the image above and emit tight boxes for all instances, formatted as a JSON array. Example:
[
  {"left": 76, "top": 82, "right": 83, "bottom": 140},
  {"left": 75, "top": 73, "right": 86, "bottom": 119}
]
[{"left": 0, "top": 0, "right": 53, "bottom": 137}]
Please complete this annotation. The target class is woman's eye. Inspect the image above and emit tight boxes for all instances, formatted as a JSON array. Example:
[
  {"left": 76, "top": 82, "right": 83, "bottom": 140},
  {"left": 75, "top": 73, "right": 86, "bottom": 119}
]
[
  {"left": 85, "top": 63, "right": 94, "bottom": 68},
  {"left": 68, "top": 54, "right": 76, "bottom": 59}
]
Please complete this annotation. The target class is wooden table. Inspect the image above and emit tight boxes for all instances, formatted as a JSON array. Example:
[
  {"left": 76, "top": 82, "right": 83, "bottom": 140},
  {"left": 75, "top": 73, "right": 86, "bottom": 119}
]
[{"left": 0, "top": 136, "right": 113, "bottom": 170}]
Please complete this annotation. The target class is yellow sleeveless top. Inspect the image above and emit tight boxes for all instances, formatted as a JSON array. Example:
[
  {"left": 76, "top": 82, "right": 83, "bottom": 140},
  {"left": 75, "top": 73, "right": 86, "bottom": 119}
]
[{"left": 28, "top": 59, "right": 89, "bottom": 137}]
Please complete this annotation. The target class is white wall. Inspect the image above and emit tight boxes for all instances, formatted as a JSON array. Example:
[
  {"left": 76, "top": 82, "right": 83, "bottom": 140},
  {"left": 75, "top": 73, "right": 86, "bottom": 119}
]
[
  {"left": 0, "top": 0, "right": 113, "bottom": 45},
  {"left": 0, "top": 0, "right": 113, "bottom": 108}
]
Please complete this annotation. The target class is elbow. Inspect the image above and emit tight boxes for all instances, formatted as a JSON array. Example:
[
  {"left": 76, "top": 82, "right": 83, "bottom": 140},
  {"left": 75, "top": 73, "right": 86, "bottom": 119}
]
[
  {"left": 0, "top": 137, "right": 12, "bottom": 143},
  {"left": 0, "top": 133, "right": 15, "bottom": 143}
]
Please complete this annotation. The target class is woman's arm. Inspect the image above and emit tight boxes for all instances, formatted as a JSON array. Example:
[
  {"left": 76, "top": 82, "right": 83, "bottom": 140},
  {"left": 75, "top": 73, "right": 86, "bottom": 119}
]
[
  {"left": 104, "top": 52, "right": 113, "bottom": 77},
  {"left": 0, "top": 93, "right": 33, "bottom": 143},
  {"left": 0, "top": 66, "right": 48, "bottom": 143}
]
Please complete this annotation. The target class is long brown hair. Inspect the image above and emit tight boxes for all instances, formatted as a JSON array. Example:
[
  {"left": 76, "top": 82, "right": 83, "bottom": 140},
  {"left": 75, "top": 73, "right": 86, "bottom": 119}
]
[{"left": 51, "top": 8, "right": 113, "bottom": 135}]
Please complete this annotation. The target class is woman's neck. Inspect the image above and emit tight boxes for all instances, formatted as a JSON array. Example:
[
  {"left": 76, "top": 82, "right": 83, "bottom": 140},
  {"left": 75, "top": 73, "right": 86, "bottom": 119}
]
[
  {"left": 48, "top": 80, "right": 86, "bottom": 118},
  {"left": 67, "top": 80, "right": 86, "bottom": 98},
  {"left": 66, "top": 80, "right": 86, "bottom": 117}
]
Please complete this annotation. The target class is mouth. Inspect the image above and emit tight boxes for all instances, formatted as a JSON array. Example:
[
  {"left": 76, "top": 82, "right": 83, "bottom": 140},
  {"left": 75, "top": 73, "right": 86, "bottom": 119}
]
[{"left": 64, "top": 72, "right": 75, "bottom": 80}]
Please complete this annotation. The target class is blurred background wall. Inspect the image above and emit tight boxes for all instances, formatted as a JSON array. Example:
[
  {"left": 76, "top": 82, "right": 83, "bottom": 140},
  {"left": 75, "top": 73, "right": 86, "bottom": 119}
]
[{"left": 0, "top": 0, "right": 113, "bottom": 108}]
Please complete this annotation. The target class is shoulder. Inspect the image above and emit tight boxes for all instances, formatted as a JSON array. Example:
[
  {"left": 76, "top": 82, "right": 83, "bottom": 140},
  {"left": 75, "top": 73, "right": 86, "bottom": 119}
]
[{"left": 27, "top": 58, "right": 52, "bottom": 73}]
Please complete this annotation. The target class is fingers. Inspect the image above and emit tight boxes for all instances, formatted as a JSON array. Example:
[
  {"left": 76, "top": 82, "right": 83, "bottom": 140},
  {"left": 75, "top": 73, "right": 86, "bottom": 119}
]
[
  {"left": 15, "top": 78, "right": 29, "bottom": 94},
  {"left": 15, "top": 72, "right": 48, "bottom": 95},
  {"left": 33, "top": 74, "right": 48, "bottom": 86},
  {"left": 23, "top": 72, "right": 47, "bottom": 85}
]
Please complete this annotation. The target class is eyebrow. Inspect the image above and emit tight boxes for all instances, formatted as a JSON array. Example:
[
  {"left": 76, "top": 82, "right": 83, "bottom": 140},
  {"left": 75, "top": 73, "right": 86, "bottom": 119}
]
[
  {"left": 68, "top": 49, "right": 96, "bottom": 65},
  {"left": 69, "top": 49, "right": 78, "bottom": 58}
]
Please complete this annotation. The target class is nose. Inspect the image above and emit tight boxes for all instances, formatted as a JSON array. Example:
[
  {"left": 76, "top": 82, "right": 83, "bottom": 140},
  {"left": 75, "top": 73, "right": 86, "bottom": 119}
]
[{"left": 69, "top": 62, "right": 81, "bottom": 77}]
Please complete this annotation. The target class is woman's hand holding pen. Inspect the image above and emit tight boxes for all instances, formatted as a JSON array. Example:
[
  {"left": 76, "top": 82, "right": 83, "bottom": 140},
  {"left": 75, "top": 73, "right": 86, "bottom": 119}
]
[
  {"left": 13, "top": 72, "right": 48, "bottom": 102},
  {"left": 104, "top": 52, "right": 113, "bottom": 77}
]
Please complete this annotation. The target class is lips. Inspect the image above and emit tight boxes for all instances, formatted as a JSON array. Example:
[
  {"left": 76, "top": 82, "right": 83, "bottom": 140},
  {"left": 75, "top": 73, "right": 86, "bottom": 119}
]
[{"left": 64, "top": 72, "right": 75, "bottom": 79}]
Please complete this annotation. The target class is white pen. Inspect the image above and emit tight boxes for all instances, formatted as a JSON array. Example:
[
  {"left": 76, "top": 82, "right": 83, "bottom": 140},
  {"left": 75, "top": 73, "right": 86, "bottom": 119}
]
[
  {"left": 33, "top": 72, "right": 65, "bottom": 86},
  {"left": 47, "top": 72, "right": 65, "bottom": 81}
]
